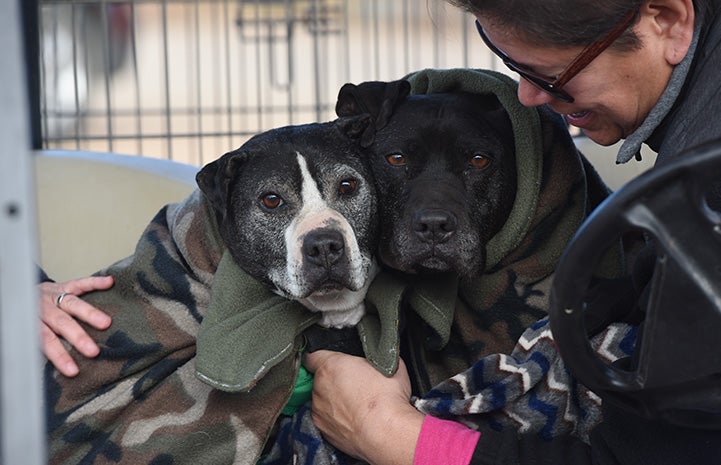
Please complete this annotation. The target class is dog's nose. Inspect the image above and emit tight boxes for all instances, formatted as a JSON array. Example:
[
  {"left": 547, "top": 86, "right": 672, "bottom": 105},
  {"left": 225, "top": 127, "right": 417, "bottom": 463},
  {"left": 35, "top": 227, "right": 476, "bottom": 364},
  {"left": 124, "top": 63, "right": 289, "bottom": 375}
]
[
  {"left": 303, "top": 229, "right": 346, "bottom": 268},
  {"left": 413, "top": 209, "right": 457, "bottom": 244}
]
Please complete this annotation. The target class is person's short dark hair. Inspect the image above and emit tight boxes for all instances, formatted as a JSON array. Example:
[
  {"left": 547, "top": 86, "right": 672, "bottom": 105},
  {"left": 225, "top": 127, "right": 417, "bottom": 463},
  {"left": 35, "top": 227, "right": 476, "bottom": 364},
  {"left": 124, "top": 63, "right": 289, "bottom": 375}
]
[{"left": 444, "top": 0, "right": 707, "bottom": 49}]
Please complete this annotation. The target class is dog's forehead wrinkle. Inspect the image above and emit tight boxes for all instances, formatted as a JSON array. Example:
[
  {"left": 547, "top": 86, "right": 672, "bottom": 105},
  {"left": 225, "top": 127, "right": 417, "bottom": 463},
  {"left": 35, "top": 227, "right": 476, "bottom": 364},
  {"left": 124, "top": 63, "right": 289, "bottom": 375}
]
[
  {"left": 325, "top": 161, "right": 362, "bottom": 180},
  {"left": 307, "top": 152, "right": 366, "bottom": 188},
  {"left": 242, "top": 150, "right": 303, "bottom": 189},
  {"left": 387, "top": 99, "right": 509, "bottom": 159},
  {"left": 410, "top": 157, "right": 463, "bottom": 187},
  {"left": 297, "top": 152, "right": 374, "bottom": 214}
]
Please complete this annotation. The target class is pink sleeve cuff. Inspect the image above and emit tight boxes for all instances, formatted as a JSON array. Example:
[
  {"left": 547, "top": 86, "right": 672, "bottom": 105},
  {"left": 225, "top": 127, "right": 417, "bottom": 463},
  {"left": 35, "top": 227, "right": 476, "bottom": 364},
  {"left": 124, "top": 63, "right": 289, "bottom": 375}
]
[{"left": 413, "top": 415, "right": 481, "bottom": 465}]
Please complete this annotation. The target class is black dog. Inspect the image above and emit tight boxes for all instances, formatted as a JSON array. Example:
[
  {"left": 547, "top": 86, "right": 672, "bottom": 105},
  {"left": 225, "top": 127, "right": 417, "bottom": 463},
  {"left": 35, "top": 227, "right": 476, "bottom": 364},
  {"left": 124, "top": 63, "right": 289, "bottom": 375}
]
[{"left": 336, "top": 80, "right": 517, "bottom": 278}]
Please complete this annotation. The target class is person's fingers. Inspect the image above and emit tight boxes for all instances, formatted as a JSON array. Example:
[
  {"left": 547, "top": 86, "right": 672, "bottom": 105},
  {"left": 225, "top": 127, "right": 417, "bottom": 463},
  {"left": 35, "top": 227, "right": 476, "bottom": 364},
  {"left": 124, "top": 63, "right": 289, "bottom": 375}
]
[
  {"left": 303, "top": 349, "right": 336, "bottom": 373},
  {"left": 53, "top": 292, "right": 112, "bottom": 330},
  {"left": 41, "top": 324, "right": 80, "bottom": 377},
  {"left": 61, "top": 275, "right": 115, "bottom": 296},
  {"left": 37, "top": 277, "right": 114, "bottom": 377},
  {"left": 41, "top": 277, "right": 113, "bottom": 329},
  {"left": 41, "top": 306, "right": 101, "bottom": 358}
]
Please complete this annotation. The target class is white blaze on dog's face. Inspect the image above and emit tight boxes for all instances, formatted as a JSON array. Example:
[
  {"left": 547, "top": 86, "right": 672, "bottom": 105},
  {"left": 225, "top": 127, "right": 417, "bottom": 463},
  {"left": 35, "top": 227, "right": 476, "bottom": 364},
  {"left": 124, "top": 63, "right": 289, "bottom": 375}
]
[{"left": 269, "top": 153, "right": 378, "bottom": 327}]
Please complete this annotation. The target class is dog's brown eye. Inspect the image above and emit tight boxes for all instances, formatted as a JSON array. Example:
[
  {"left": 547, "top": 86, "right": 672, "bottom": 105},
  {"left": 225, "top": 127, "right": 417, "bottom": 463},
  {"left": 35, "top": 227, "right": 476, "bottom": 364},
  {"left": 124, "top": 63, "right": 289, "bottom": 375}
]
[
  {"left": 386, "top": 153, "right": 407, "bottom": 166},
  {"left": 470, "top": 154, "right": 491, "bottom": 169},
  {"left": 338, "top": 179, "right": 357, "bottom": 196},
  {"left": 261, "top": 193, "right": 283, "bottom": 209}
]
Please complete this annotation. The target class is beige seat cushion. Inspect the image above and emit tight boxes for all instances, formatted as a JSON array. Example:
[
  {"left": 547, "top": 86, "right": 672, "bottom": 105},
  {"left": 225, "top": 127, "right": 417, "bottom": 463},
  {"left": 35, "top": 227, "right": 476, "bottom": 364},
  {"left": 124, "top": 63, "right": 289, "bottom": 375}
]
[{"left": 35, "top": 150, "right": 199, "bottom": 282}]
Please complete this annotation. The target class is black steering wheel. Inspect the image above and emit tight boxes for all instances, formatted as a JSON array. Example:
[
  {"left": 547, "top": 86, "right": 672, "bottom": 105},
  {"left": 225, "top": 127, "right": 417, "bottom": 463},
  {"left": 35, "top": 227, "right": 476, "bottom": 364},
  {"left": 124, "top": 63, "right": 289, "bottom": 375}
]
[{"left": 549, "top": 139, "right": 721, "bottom": 428}]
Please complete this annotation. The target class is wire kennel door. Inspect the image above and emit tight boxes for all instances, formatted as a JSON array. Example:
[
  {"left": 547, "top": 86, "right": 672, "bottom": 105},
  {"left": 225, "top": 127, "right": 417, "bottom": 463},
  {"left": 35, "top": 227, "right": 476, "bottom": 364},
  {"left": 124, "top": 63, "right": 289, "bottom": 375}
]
[{"left": 39, "top": 0, "right": 498, "bottom": 166}]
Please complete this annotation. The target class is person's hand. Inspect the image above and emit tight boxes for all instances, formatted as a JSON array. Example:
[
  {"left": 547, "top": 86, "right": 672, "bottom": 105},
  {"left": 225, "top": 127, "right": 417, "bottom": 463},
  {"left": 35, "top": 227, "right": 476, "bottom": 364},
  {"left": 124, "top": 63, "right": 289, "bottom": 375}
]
[
  {"left": 39, "top": 276, "right": 114, "bottom": 377},
  {"left": 304, "top": 350, "right": 424, "bottom": 465}
]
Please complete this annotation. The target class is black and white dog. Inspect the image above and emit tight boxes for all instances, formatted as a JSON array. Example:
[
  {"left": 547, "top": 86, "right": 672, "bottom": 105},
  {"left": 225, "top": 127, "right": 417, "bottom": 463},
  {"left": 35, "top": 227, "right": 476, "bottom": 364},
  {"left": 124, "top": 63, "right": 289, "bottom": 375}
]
[
  {"left": 336, "top": 80, "right": 518, "bottom": 278},
  {"left": 196, "top": 116, "right": 380, "bottom": 328}
]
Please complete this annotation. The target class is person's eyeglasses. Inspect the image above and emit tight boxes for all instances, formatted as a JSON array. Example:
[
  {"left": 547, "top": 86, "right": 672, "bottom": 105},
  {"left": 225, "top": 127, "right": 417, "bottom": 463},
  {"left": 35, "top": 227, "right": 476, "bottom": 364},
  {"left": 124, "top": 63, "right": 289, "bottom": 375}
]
[{"left": 475, "top": 8, "right": 638, "bottom": 103}]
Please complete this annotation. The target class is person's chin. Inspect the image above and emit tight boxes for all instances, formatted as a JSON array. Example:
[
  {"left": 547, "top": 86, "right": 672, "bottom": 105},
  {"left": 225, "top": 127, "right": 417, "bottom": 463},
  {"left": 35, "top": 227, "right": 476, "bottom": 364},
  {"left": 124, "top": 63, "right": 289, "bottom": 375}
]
[
  {"left": 565, "top": 112, "right": 622, "bottom": 146},
  {"left": 579, "top": 128, "right": 624, "bottom": 147}
]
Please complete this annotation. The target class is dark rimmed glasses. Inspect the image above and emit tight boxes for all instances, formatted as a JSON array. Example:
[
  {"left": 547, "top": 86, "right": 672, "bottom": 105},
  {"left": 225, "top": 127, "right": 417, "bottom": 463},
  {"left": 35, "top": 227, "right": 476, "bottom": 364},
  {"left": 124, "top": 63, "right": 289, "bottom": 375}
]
[{"left": 475, "top": 8, "right": 638, "bottom": 103}]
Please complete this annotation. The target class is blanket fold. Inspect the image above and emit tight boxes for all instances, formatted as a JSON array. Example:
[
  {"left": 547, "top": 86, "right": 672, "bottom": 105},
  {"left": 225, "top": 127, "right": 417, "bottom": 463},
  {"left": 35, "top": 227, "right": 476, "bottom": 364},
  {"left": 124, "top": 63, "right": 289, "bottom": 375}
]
[
  {"left": 196, "top": 261, "right": 459, "bottom": 391},
  {"left": 356, "top": 271, "right": 458, "bottom": 375},
  {"left": 195, "top": 251, "right": 319, "bottom": 392}
]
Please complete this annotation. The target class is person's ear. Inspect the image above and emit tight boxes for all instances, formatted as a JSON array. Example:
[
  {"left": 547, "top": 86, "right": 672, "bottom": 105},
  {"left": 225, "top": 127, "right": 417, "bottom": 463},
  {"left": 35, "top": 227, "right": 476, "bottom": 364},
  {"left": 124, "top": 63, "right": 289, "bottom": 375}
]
[{"left": 644, "top": 0, "right": 695, "bottom": 65}]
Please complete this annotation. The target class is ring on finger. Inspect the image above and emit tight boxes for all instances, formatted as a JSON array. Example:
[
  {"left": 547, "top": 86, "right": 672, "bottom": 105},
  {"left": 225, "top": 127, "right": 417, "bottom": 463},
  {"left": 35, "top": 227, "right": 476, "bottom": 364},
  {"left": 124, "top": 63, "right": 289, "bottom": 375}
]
[{"left": 56, "top": 292, "right": 72, "bottom": 308}]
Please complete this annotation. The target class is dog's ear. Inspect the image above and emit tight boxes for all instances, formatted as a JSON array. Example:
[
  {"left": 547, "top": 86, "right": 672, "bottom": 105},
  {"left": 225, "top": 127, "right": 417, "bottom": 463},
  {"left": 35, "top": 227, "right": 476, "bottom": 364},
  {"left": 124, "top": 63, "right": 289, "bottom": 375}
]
[
  {"left": 196, "top": 149, "right": 245, "bottom": 219},
  {"left": 335, "top": 79, "right": 411, "bottom": 123},
  {"left": 335, "top": 79, "right": 410, "bottom": 147},
  {"left": 334, "top": 114, "right": 374, "bottom": 146}
]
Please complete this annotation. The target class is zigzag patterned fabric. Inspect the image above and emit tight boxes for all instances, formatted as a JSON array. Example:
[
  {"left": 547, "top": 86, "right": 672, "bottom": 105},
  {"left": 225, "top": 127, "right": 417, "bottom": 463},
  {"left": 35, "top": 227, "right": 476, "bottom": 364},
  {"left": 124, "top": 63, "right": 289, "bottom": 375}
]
[
  {"left": 413, "top": 318, "right": 636, "bottom": 442},
  {"left": 262, "top": 318, "right": 636, "bottom": 464}
]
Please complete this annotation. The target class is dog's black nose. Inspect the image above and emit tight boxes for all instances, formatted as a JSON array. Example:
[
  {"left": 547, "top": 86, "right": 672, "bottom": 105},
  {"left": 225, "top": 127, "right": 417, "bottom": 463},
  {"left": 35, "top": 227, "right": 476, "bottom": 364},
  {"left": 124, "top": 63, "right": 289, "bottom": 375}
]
[
  {"left": 413, "top": 209, "right": 457, "bottom": 244},
  {"left": 303, "top": 229, "right": 346, "bottom": 268}
]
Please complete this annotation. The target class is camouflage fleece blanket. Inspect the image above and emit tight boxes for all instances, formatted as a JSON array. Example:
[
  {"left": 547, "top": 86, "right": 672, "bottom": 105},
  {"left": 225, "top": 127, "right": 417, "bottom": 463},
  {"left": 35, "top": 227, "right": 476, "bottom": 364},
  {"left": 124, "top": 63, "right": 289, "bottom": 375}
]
[{"left": 45, "top": 190, "right": 298, "bottom": 465}]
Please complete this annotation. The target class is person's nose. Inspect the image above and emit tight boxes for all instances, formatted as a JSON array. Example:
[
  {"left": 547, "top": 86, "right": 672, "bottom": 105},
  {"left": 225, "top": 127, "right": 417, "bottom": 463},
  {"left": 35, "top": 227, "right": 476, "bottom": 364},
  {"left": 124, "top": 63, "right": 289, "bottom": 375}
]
[{"left": 517, "top": 78, "right": 555, "bottom": 107}]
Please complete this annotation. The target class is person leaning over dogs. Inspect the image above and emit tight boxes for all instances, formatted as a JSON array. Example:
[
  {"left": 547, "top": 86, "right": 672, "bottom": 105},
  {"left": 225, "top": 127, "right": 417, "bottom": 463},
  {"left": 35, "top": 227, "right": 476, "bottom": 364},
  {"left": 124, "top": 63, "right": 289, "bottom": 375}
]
[{"left": 304, "top": 0, "right": 721, "bottom": 464}]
